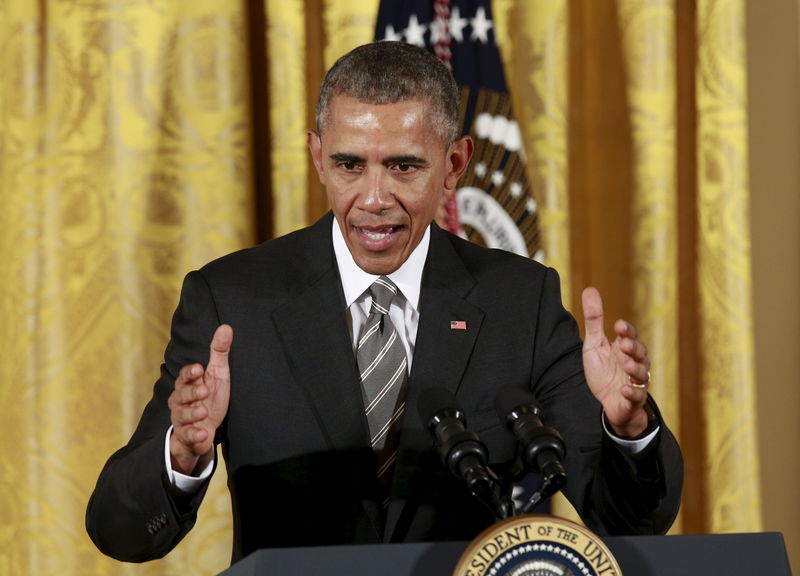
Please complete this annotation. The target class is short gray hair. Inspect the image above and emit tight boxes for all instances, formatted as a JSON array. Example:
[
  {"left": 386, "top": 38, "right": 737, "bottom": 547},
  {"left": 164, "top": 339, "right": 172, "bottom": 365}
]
[{"left": 315, "top": 41, "right": 460, "bottom": 146}]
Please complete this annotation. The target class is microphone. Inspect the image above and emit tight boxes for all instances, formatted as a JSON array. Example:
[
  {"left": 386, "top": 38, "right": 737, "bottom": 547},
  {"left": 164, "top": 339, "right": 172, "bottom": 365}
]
[
  {"left": 417, "top": 387, "right": 513, "bottom": 520},
  {"left": 495, "top": 386, "right": 567, "bottom": 513}
]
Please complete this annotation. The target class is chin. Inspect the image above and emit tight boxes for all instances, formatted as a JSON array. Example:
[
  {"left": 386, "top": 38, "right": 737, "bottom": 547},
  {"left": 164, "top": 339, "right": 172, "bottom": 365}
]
[{"left": 355, "top": 256, "right": 402, "bottom": 276}]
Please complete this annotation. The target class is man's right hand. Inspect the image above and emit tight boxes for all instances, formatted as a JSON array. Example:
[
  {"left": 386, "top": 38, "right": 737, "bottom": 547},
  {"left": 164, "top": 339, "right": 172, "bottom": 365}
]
[{"left": 167, "top": 324, "right": 233, "bottom": 476}]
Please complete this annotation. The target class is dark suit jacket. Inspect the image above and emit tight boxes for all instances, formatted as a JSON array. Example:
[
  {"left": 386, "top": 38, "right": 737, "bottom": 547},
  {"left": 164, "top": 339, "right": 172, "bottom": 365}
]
[{"left": 86, "top": 213, "right": 683, "bottom": 564}]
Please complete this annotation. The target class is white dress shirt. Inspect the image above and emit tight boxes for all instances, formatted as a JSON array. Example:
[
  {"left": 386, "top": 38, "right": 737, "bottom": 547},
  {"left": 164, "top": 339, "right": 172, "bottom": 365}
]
[{"left": 332, "top": 218, "right": 429, "bottom": 366}]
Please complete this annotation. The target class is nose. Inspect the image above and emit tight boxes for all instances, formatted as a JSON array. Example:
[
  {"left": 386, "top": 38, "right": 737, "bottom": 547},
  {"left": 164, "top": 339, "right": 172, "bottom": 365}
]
[{"left": 359, "top": 170, "right": 395, "bottom": 213}]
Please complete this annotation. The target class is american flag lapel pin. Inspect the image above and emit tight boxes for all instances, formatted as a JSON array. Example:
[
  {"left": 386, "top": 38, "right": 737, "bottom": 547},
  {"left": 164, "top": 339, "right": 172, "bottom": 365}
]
[{"left": 450, "top": 320, "right": 467, "bottom": 330}]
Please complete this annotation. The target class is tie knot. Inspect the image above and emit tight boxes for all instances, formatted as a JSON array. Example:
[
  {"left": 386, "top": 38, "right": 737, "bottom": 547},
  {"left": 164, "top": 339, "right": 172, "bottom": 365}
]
[{"left": 369, "top": 276, "right": 398, "bottom": 315}]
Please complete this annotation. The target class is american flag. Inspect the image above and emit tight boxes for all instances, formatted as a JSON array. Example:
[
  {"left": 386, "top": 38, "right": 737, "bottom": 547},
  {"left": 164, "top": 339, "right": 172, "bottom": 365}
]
[{"left": 375, "top": 0, "right": 542, "bottom": 262}]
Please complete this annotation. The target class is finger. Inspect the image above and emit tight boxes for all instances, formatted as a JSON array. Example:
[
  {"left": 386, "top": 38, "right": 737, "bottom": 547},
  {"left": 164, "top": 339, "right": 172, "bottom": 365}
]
[
  {"left": 171, "top": 402, "right": 209, "bottom": 426},
  {"left": 620, "top": 382, "right": 649, "bottom": 403},
  {"left": 624, "top": 359, "right": 651, "bottom": 383},
  {"left": 619, "top": 338, "right": 649, "bottom": 363},
  {"left": 187, "top": 427, "right": 209, "bottom": 445},
  {"left": 172, "top": 377, "right": 209, "bottom": 405},
  {"left": 614, "top": 318, "right": 638, "bottom": 340},
  {"left": 169, "top": 383, "right": 207, "bottom": 420},
  {"left": 174, "top": 424, "right": 210, "bottom": 448},
  {"left": 581, "top": 287, "right": 605, "bottom": 342},
  {"left": 211, "top": 324, "right": 233, "bottom": 356},
  {"left": 207, "top": 324, "right": 233, "bottom": 375},
  {"left": 176, "top": 364, "right": 204, "bottom": 388}
]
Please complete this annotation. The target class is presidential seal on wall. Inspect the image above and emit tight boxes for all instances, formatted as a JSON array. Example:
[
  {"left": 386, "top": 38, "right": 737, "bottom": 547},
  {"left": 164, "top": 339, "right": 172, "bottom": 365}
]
[{"left": 453, "top": 515, "right": 622, "bottom": 576}]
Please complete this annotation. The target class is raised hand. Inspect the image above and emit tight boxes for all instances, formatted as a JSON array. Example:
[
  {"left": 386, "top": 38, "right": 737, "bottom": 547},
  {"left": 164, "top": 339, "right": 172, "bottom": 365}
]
[
  {"left": 167, "top": 324, "right": 233, "bottom": 475},
  {"left": 581, "top": 287, "right": 651, "bottom": 438}
]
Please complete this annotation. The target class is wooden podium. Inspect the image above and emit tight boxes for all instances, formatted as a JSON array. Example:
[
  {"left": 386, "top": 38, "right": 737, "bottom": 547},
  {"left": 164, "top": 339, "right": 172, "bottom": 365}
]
[{"left": 218, "top": 532, "right": 793, "bottom": 575}]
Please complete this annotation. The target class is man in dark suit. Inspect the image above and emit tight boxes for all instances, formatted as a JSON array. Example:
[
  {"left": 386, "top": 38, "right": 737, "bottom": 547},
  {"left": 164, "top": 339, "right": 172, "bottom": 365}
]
[{"left": 86, "top": 41, "right": 682, "bottom": 564}]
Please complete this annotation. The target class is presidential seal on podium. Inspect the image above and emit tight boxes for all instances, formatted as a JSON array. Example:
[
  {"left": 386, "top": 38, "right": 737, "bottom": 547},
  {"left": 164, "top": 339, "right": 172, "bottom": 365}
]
[{"left": 453, "top": 515, "right": 622, "bottom": 576}]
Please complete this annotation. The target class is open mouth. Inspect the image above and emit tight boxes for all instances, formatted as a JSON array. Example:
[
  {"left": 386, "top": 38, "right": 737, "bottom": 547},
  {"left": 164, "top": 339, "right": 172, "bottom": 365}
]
[
  {"left": 359, "top": 227, "right": 397, "bottom": 240},
  {"left": 354, "top": 225, "right": 404, "bottom": 250}
]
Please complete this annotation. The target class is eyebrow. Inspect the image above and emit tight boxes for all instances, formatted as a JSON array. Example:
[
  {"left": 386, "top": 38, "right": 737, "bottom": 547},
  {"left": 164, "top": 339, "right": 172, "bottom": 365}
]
[
  {"left": 328, "top": 153, "right": 429, "bottom": 167},
  {"left": 329, "top": 153, "right": 364, "bottom": 164},
  {"left": 385, "top": 155, "right": 429, "bottom": 167}
]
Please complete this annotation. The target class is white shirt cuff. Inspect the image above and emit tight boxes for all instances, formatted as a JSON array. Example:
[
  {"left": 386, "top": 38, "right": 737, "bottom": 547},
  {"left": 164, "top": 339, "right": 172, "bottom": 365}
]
[
  {"left": 601, "top": 415, "right": 659, "bottom": 456},
  {"left": 164, "top": 426, "right": 214, "bottom": 492}
]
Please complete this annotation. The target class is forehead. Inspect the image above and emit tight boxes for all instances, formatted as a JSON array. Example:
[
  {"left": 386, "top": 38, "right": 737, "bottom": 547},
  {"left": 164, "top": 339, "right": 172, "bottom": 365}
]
[
  {"left": 320, "top": 96, "right": 448, "bottom": 159},
  {"left": 322, "top": 95, "right": 436, "bottom": 134}
]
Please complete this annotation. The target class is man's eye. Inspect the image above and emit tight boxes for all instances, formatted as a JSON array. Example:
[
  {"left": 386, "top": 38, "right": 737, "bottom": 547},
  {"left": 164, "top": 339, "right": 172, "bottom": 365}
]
[
  {"left": 395, "top": 163, "right": 416, "bottom": 173},
  {"left": 339, "top": 161, "right": 359, "bottom": 171}
]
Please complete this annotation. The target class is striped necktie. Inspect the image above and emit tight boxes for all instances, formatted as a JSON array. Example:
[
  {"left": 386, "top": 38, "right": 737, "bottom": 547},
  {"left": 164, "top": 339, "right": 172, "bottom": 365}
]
[{"left": 357, "top": 276, "right": 408, "bottom": 497}]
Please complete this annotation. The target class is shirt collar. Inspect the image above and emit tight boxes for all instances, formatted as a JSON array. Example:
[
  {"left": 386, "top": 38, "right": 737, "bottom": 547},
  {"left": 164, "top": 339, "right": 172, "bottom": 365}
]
[{"left": 332, "top": 217, "right": 428, "bottom": 311}]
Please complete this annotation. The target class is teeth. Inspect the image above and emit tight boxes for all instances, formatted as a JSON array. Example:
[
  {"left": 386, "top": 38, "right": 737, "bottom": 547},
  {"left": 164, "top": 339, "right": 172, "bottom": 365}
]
[{"left": 361, "top": 228, "right": 392, "bottom": 240}]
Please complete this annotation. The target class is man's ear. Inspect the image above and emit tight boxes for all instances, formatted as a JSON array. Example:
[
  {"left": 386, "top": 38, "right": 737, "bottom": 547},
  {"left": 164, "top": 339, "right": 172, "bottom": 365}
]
[
  {"left": 307, "top": 130, "right": 325, "bottom": 184},
  {"left": 444, "top": 136, "right": 474, "bottom": 191}
]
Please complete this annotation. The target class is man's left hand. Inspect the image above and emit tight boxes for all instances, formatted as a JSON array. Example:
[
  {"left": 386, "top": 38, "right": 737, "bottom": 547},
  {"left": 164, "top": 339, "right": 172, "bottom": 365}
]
[{"left": 581, "top": 286, "right": 651, "bottom": 438}]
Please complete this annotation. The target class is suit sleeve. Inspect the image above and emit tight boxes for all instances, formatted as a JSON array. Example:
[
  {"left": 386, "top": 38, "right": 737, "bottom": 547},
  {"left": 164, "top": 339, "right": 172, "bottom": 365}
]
[
  {"left": 85, "top": 270, "right": 221, "bottom": 561},
  {"left": 530, "top": 268, "right": 683, "bottom": 536}
]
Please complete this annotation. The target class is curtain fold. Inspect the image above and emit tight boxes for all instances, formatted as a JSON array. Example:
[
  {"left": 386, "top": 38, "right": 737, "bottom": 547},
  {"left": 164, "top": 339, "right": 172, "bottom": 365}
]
[
  {"left": 495, "top": 0, "right": 571, "bottom": 301},
  {"left": 265, "top": 0, "right": 307, "bottom": 237},
  {"left": 618, "top": 0, "right": 679, "bottom": 439},
  {"left": 0, "top": 1, "right": 254, "bottom": 574},
  {"left": 617, "top": 0, "right": 681, "bottom": 532},
  {"left": 565, "top": 0, "right": 761, "bottom": 534},
  {"left": 695, "top": 0, "right": 761, "bottom": 533}
]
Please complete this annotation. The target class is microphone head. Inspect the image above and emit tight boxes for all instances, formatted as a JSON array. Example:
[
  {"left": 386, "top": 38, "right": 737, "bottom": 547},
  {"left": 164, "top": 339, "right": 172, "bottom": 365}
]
[
  {"left": 495, "top": 385, "right": 541, "bottom": 422},
  {"left": 417, "top": 387, "right": 462, "bottom": 429}
]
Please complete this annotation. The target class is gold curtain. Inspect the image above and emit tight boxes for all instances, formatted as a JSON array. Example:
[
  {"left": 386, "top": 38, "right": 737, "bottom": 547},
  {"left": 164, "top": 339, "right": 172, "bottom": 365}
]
[
  {"left": 564, "top": 0, "right": 761, "bottom": 534},
  {"left": 694, "top": 0, "right": 760, "bottom": 532},
  {"left": 494, "top": 0, "right": 572, "bottom": 301},
  {"left": 265, "top": 0, "right": 307, "bottom": 236},
  {"left": 0, "top": 1, "right": 762, "bottom": 575},
  {"left": 0, "top": 1, "right": 253, "bottom": 574}
]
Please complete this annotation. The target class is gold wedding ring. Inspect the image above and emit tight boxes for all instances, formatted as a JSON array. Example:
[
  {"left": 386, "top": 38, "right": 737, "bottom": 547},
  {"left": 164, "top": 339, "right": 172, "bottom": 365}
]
[{"left": 629, "top": 370, "right": 651, "bottom": 389}]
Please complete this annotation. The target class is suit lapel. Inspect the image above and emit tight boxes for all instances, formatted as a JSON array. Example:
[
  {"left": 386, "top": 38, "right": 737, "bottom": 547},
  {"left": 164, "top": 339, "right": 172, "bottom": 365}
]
[
  {"left": 407, "top": 224, "right": 484, "bottom": 445},
  {"left": 271, "top": 215, "right": 370, "bottom": 452},
  {"left": 385, "top": 225, "right": 485, "bottom": 541},
  {"left": 273, "top": 262, "right": 386, "bottom": 539}
]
